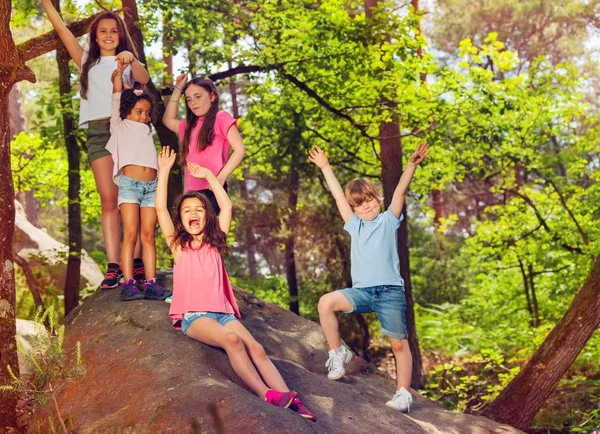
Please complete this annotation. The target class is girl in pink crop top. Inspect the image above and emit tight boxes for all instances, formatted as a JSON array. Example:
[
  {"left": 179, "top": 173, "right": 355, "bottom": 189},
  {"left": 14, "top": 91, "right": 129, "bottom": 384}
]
[
  {"left": 162, "top": 74, "right": 246, "bottom": 215},
  {"left": 156, "top": 147, "right": 315, "bottom": 420}
]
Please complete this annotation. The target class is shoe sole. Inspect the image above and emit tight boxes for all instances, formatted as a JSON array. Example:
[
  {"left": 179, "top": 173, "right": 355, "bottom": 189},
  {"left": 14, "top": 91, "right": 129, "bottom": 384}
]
[
  {"left": 282, "top": 391, "right": 297, "bottom": 409},
  {"left": 145, "top": 293, "right": 172, "bottom": 300},
  {"left": 299, "top": 414, "right": 317, "bottom": 421},
  {"left": 385, "top": 401, "right": 410, "bottom": 413},
  {"left": 120, "top": 294, "right": 146, "bottom": 301},
  {"left": 327, "top": 351, "right": 353, "bottom": 380}
]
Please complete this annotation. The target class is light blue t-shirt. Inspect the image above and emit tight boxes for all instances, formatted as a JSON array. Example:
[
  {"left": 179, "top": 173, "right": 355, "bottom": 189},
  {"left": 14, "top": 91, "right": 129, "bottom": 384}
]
[{"left": 344, "top": 206, "right": 404, "bottom": 288}]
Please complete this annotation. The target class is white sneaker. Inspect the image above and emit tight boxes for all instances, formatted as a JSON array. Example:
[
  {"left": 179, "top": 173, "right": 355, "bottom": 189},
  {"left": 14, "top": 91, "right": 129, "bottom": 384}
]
[
  {"left": 385, "top": 387, "right": 413, "bottom": 412},
  {"left": 325, "top": 346, "right": 353, "bottom": 380}
]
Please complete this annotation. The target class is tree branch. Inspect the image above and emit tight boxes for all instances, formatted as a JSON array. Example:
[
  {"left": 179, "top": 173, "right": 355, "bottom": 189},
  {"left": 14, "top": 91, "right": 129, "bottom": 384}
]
[{"left": 17, "top": 14, "right": 100, "bottom": 62}]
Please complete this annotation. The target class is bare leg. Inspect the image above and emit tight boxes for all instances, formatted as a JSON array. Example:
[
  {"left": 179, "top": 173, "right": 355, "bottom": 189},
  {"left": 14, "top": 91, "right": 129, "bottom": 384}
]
[
  {"left": 317, "top": 292, "right": 353, "bottom": 350},
  {"left": 390, "top": 337, "right": 412, "bottom": 390},
  {"left": 225, "top": 320, "right": 289, "bottom": 392},
  {"left": 91, "top": 156, "right": 119, "bottom": 264},
  {"left": 186, "top": 317, "right": 270, "bottom": 398},
  {"left": 134, "top": 235, "right": 142, "bottom": 260},
  {"left": 139, "top": 207, "right": 157, "bottom": 279},
  {"left": 119, "top": 204, "right": 140, "bottom": 281}
]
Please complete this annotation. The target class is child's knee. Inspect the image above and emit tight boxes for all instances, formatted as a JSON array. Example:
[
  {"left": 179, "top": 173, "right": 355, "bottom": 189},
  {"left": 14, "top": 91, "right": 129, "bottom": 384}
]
[
  {"left": 224, "top": 332, "right": 243, "bottom": 350},
  {"left": 140, "top": 229, "right": 155, "bottom": 245},
  {"left": 122, "top": 229, "right": 138, "bottom": 244},
  {"left": 318, "top": 294, "right": 335, "bottom": 314},
  {"left": 390, "top": 338, "right": 408, "bottom": 354},
  {"left": 249, "top": 342, "right": 267, "bottom": 360}
]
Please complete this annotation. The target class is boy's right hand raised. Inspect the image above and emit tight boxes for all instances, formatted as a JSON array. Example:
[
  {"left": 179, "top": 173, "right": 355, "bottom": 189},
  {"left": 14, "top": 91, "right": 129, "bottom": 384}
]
[
  {"left": 308, "top": 146, "right": 329, "bottom": 169},
  {"left": 158, "top": 146, "right": 177, "bottom": 172}
]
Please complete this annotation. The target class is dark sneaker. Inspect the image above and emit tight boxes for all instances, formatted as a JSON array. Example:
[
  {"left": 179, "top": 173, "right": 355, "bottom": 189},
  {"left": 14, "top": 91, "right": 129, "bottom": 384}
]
[
  {"left": 101, "top": 264, "right": 122, "bottom": 289},
  {"left": 133, "top": 259, "right": 146, "bottom": 285},
  {"left": 144, "top": 279, "right": 172, "bottom": 300},
  {"left": 290, "top": 398, "right": 316, "bottom": 422},
  {"left": 265, "top": 390, "right": 297, "bottom": 409},
  {"left": 120, "top": 279, "right": 145, "bottom": 301}
]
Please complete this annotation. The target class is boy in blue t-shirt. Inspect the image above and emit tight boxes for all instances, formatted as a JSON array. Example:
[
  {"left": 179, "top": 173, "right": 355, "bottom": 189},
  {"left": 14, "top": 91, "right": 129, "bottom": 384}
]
[{"left": 309, "top": 143, "right": 429, "bottom": 413}]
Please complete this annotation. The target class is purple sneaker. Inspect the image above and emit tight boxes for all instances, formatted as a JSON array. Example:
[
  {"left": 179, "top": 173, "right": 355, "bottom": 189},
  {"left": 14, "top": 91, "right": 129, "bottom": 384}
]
[
  {"left": 120, "top": 279, "right": 145, "bottom": 301},
  {"left": 265, "top": 390, "right": 297, "bottom": 409},
  {"left": 144, "top": 279, "right": 172, "bottom": 300},
  {"left": 290, "top": 397, "right": 316, "bottom": 422}
]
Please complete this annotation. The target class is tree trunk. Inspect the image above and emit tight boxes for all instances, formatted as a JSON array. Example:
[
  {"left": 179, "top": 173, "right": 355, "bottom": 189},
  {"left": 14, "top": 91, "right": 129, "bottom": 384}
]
[
  {"left": 0, "top": 0, "right": 36, "bottom": 427},
  {"left": 482, "top": 255, "right": 600, "bottom": 430},
  {"left": 53, "top": 0, "right": 82, "bottom": 317},
  {"left": 285, "top": 155, "right": 300, "bottom": 315}
]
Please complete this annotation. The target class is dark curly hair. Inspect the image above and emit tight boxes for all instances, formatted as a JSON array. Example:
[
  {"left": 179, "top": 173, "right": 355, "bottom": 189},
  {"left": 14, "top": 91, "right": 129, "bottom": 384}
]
[
  {"left": 170, "top": 191, "right": 230, "bottom": 255},
  {"left": 119, "top": 89, "right": 156, "bottom": 127}
]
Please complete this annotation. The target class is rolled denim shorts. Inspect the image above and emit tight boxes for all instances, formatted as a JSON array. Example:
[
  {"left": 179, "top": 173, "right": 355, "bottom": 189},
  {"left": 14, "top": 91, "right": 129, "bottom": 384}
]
[
  {"left": 339, "top": 285, "right": 408, "bottom": 339},
  {"left": 181, "top": 311, "right": 237, "bottom": 335},
  {"left": 118, "top": 175, "right": 157, "bottom": 208},
  {"left": 87, "top": 121, "right": 111, "bottom": 163}
]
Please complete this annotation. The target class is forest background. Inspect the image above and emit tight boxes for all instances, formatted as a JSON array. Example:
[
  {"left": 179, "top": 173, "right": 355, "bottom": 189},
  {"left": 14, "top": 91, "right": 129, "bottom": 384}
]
[{"left": 5, "top": 0, "right": 600, "bottom": 432}]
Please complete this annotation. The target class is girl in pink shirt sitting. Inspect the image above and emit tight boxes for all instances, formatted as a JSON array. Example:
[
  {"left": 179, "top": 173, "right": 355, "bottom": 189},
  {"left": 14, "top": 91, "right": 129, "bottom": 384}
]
[
  {"left": 162, "top": 74, "right": 246, "bottom": 214},
  {"left": 156, "top": 147, "right": 315, "bottom": 421},
  {"left": 107, "top": 66, "right": 171, "bottom": 302}
]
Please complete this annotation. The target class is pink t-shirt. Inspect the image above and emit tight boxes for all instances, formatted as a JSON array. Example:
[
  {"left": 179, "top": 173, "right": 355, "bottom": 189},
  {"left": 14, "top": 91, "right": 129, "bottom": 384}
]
[
  {"left": 169, "top": 244, "right": 241, "bottom": 329},
  {"left": 178, "top": 111, "right": 237, "bottom": 191}
]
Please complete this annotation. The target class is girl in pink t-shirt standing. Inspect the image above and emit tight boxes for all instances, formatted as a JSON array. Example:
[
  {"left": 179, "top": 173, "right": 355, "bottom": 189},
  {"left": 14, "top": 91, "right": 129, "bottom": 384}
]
[
  {"left": 163, "top": 74, "right": 246, "bottom": 214},
  {"left": 155, "top": 146, "right": 315, "bottom": 421}
]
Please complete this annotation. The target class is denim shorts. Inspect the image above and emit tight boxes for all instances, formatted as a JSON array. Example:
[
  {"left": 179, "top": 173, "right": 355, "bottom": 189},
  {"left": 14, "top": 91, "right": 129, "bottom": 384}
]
[
  {"left": 339, "top": 285, "right": 408, "bottom": 339},
  {"left": 118, "top": 175, "right": 157, "bottom": 208},
  {"left": 181, "top": 312, "right": 237, "bottom": 335}
]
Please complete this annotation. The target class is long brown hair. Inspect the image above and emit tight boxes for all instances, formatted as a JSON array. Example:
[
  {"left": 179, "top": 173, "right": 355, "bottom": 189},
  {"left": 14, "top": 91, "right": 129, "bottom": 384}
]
[
  {"left": 179, "top": 77, "right": 220, "bottom": 165},
  {"left": 170, "top": 191, "right": 230, "bottom": 254},
  {"left": 80, "top": 12, "right": 139, "bottom": 100}
]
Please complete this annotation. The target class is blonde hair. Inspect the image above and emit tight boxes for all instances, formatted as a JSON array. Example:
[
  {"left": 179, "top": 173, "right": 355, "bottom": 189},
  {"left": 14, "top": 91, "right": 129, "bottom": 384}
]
[{"left": 344, "top": 178, "right": 383, "bottom": 209}]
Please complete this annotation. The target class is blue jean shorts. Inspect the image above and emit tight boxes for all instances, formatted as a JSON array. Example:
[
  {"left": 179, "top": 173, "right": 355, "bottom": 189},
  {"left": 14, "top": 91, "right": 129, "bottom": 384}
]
[
  {"left": 339, "top": 285, "right": 407, "bottom": 339},
  {"left": 118, "top": 175, "right": 157, "bottom": 208},
  {"left": 181, "top": 312, "right": 237, "bottom": 335}
]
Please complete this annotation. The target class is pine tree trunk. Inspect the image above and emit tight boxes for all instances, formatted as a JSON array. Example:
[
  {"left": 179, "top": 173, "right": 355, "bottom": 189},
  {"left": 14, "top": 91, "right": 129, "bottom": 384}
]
[
  {"left": 482, "top": 255, "right": 600, "bottom": 430},
  {"left": 53, "top": 0, "right": 82, "bottom": 317},
  {"left": 285, "top": 155, "right": 300, "bottom": 315}
]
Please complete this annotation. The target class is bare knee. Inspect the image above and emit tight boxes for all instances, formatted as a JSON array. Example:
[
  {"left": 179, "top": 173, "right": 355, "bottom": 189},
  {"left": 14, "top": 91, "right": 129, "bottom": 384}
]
[
  {"left": 140, "top": 228, "right": 155, "bottom": 246},
  {"left": 390, "top": 339, "right": 408, "bottom": 355},
  {"left": 318, "top": 294, "right": 336, "bottom": 315},
  {"left": 100, "top": 195, "right": 118, "bottom": 213},
  {"left": 122, "top": 229, "right": 138, "bottom": 245},
  {"left": 223, "top": 332, "right": 243, "bottom": 352},
  {"left": 249, "top": 342, "right": 268, "bottom": 361}
]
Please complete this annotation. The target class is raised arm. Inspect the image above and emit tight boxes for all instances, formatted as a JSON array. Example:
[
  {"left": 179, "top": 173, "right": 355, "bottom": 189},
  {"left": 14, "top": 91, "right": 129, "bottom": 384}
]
[
  {"left": 216, "top": 125, "right": 246, "bottom": 185},
  {"left": 390, "top": 142, "right": 430, "bottom": 218},
  {"left": 188, "top": 163, "right": 233, "bottom": 234},
  {"left": 308, "top": 146, "right": 353, "bottom": 224},
  {"left": 41, "top": 0, "right": 84, "bottom": 67},
  {"left": 156, "top": 147, "right": 177, "bottom": 253},
  {"left": 115, "top": 51, "right": 149, "bottom": 84},
  {"left": 163, "top": 73, "right": 188, "bottom": 133}
]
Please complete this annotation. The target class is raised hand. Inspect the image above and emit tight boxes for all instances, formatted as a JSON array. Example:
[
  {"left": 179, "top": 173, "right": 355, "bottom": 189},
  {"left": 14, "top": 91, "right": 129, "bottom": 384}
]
[
  {"left": 308, "top": 146, "right": 330, "bottom": 169},
  {"left": 175, "top": 73, "right": 189, "bottom": 91},
  {"left": 111, "top": 68, "right": 122, "bottom": 84},
  {"left": 158, "top": 146, "right": 177, "bottom": 172},
  {"left": 115, "top": 50, "right": 134, "bottom": 66},
  {"left": 408, "top": 142, "right": 430, "bottom": 165},
  {"left": 188, "top": 162, "right": 212, "bottom": 179}
]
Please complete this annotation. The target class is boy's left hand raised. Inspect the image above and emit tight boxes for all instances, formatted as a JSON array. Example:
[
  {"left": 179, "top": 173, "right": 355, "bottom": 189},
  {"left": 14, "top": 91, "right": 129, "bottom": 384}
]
[{"left": 408, "top": 142, "right": 430, "bottom": 165}]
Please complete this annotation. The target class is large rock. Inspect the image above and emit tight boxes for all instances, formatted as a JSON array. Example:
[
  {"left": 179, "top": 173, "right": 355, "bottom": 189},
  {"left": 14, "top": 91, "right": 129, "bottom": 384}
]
[
  {"left": 33, "top": 273, "right": 523, "bottom": 434},
  {"left": 13, "top": 200, "right": 103, "bottom": 288}
]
